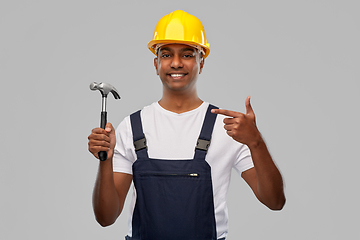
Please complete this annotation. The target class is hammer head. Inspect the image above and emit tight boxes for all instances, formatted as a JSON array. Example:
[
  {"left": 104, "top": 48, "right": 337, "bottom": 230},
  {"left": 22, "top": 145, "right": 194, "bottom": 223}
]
[{"left": 90, "top": 82, "right": 121, "bottom": 99}]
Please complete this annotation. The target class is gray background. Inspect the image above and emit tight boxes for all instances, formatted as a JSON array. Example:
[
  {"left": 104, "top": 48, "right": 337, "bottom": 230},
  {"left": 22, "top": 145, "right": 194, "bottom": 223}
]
[{"left": 1, "top": 0, "right": 359, "bottom": 239}]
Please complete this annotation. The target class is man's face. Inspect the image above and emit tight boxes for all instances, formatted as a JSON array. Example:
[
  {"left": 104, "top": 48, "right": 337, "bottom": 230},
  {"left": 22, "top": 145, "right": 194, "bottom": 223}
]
[{"left": 154, "top": 44, "right": 204, "bottom": 93}]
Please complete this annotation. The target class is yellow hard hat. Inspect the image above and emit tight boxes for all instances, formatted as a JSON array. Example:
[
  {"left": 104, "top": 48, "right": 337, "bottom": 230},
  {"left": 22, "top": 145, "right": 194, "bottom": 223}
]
[{"left": 147, "top": 10, "right": 210, "bottom": 58}]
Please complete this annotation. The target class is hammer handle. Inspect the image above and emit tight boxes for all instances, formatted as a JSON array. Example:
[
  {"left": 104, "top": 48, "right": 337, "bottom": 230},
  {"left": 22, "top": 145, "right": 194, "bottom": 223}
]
[{"left": 99, "top": 111, "right": 108, "bottom": 161}]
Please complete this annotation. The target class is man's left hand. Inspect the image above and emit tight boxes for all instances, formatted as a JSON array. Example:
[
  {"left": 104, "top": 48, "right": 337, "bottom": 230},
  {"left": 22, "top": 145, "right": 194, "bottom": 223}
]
[{"left": 211, "top": 96, "right": 262, "bottom": 147}]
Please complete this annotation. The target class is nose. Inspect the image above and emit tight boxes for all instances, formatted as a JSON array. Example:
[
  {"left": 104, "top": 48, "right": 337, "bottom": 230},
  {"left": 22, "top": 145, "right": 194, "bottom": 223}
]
[{"left": 170, "top": 54, "right": 183, "bottom": 69}]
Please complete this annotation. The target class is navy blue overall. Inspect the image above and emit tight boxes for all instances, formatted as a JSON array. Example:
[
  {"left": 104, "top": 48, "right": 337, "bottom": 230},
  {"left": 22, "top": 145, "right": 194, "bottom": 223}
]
[{"left": 125, "top": 104, "right": 219, "bottom": 240}]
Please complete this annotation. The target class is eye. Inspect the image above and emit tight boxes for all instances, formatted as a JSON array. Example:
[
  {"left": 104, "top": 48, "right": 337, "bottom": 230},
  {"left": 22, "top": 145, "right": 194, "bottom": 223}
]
[
  {"left": 183, "top": 52, "right": 195, "bottom": 58},
  {"left": 161, "top": 53, "right": 171, "bottom": 58}
]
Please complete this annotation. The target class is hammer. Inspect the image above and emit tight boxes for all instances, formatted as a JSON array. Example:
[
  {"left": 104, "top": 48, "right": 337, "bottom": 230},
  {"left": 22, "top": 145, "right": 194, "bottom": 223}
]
[{"left": 90, "top": 82, "right": 121, "bottom": 161}]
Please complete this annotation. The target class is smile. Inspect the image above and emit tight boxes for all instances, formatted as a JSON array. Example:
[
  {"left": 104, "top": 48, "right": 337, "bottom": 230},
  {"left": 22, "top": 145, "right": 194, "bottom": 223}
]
[{"left": 168, "top": 73, "right": 187, "bottom": 79}]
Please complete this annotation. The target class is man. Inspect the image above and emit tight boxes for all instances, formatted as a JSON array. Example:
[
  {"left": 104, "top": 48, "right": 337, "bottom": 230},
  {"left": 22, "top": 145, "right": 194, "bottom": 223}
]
[{"left": 88, "top": 10, "right": 285, "bottom": 240}]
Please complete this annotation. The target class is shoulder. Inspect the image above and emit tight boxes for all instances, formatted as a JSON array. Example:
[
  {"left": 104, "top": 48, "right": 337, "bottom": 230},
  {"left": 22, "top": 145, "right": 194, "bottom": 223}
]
[
  {"left": 121, "top": 102, "right": 158, "bottom": 123},
  {"left": 115, "top": 102, "right": 156, "bottom": 132}
]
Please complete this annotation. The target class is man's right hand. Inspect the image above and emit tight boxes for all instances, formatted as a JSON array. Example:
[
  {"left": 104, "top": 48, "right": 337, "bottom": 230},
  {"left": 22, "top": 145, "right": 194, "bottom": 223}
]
[
  {"left": 88, "top": 122, "right": 116, "bottom": 161},
  {"left": 89, "top": 122, "right": 132, "bottom": 226}
]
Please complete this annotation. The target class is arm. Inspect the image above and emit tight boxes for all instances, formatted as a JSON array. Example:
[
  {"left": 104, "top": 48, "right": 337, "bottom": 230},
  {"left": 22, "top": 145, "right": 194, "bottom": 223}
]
[
  {"left": 241, "top": 141, "right": 285, "bottom": 210},
  {"left": 88, "top": 123, "right": 133, "bottom": 226},
  {"left": 211, "top": 96, "right": 285, "bottom": 210}
]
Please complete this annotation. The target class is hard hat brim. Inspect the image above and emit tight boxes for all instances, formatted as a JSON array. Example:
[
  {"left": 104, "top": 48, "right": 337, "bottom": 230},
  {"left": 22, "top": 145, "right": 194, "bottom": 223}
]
[{"left": 147, "top": 40, "right": 210, "bottom": 58}]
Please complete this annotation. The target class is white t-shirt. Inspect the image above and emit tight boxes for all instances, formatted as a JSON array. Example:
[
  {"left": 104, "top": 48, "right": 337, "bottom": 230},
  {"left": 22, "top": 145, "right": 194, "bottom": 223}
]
[{"left": 113, "top": 102, "right": 254, "bottom": 239}]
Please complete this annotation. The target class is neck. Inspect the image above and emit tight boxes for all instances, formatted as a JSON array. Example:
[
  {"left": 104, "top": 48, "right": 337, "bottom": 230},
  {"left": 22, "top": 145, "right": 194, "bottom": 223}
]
[{"left": 158, "top": 90, "right": 203, "bottom": 114}]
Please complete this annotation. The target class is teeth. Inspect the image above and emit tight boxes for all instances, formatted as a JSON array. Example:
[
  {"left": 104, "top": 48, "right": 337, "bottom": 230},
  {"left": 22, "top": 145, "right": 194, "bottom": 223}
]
[{"left": 170, "top": 74, "right": 185, "bottom": 77}]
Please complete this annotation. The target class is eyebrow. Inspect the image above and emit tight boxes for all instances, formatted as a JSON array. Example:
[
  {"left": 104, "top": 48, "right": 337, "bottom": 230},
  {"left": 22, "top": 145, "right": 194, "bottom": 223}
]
[{"left": 159, "top": 47, "right": 196, "bottom": 53}]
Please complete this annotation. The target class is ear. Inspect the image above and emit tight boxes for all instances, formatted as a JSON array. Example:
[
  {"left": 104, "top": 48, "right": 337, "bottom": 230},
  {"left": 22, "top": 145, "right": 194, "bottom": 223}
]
[
  {"left": 154, "top": 57, "right": 159, "bottom": 75},
  {"left": 199, "top": 57, "right": 205, "bottom": 74}
]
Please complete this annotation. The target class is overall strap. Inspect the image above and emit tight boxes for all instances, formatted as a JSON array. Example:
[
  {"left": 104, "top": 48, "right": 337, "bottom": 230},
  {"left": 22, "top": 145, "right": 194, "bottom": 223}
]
[
  {"left": 194, "top": 104, "right": 218, "bottom": 159},
  {"left": 130, "top": 110, "right": 149, "bottom": 159}
]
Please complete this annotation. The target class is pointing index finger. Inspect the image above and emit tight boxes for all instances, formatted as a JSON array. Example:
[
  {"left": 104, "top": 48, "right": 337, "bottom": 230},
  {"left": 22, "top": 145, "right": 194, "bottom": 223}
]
[{"left": 211, "top": 108, "right": 241, "bottom": 117}]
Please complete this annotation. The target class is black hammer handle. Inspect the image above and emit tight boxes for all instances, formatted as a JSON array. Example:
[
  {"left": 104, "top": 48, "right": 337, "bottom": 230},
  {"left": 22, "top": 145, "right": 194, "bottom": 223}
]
[{"left": 99, "top": 111, "right": 107, "bottom": 161}]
